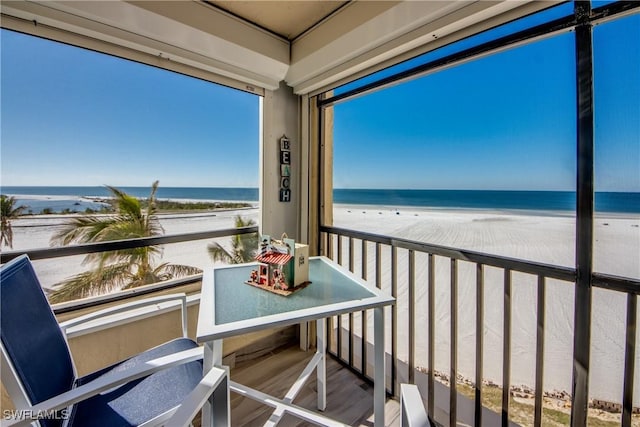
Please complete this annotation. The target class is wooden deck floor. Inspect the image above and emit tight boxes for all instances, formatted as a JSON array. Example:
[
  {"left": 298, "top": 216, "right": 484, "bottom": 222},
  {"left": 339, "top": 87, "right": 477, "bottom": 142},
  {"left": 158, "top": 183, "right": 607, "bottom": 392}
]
[{"left": 229, "top": 344, "right": 400, "bottom": 427}]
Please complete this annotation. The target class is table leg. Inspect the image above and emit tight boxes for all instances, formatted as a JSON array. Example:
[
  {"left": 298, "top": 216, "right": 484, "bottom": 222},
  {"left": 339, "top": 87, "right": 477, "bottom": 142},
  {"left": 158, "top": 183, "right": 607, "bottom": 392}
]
[
  {"left": 374, "top": 307, "right": 385, "bottom": 427},
  {"left": 202, "top": 340, "right": 228, "bottom": 427},
  {"left": 316, "top": 318, "right": 327, "bottom": 411}
]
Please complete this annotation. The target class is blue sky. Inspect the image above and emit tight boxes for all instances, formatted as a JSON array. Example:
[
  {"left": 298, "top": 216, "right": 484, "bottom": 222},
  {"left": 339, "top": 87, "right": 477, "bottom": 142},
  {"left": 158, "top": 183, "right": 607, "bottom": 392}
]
[
  {"left": 1, "top": 29, "right": 260, "bottom": 188},
  {"left": 1, "top": 11, "right": 638, "bottom": 191},
  {"left": 333, "top": 13, "right": 639, "bottom": 191}
]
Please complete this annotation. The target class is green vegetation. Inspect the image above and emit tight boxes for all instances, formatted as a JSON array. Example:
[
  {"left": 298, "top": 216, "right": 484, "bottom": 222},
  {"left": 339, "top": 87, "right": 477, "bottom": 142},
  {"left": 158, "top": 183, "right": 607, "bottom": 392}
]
[
  {"left": 454, "top": 380, "right": 620, "bottom": 427},
  {"left": 207, "top": 215, "right": 258, "bottom": 264},
  {"left": 84, "top": 206, "right": 113, "bottom": 214},
  {"left": 7, "top": 199, "right": 251, "bottom": 216},
  {"left": 49, "top": 181, "right": 202, "bottom": 303},
  {"left": 0, "top": 195, "right": 27, "bottom": 249},
  {"left": 144, "top": 200, "right": 253, "bottom": 212}
]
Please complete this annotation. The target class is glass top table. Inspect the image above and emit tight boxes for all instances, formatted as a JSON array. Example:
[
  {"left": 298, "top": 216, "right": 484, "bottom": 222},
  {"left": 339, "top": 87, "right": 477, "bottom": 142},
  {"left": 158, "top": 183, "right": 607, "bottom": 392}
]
[
  {"left": 197, "top": 256, "right": 394, "bottom": 341},
  {"left": 196, "top": 256, "right": 394, "bottom": 427}
]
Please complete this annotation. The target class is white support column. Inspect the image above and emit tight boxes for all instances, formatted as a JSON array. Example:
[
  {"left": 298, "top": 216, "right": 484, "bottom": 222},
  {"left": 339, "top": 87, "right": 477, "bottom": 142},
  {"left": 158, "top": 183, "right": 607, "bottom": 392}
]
[
  {"left": 202, "top": 340, "right": 226, "bottom": 427},
  {"left": 261, "top": 82, "right": 312, "bottom": 351},
  {"left": 260, "top": 81, "right": 302, "bottom": 239},
  {"left": 317, "top": 318, "right": 327, "bottom": 411}
]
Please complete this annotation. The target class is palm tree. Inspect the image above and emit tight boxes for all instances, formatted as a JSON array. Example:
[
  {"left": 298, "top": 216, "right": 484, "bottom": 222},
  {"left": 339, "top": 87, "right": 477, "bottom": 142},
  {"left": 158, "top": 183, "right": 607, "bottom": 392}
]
[
  {"left": 49, "top": 181, "right": 201, "bottom": 303},
  {"left": 207, "top": 215, "right": 258, "bottom": 264},
  {"left": 1, "top": 195, "right": 27, "bottom": 249}
]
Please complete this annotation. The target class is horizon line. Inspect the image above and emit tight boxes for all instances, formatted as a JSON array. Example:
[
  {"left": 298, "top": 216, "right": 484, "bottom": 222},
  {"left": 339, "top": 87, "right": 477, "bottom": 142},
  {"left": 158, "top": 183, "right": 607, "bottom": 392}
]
[{"left": 2, "top": 185, "right": 639, "bottom": 193}]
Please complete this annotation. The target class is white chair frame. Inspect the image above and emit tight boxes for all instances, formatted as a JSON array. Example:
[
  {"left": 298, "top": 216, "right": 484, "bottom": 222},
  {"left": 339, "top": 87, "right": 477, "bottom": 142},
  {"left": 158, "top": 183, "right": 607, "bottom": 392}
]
[{"left": 1, "top": 292, "right": 228, "bottom": 427}]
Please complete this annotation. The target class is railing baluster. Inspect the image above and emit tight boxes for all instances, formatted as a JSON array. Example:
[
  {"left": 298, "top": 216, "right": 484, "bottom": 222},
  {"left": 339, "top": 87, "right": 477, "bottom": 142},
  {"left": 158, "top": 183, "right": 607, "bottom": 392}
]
[
  {"left": 362, "top": 239, "right": 368, "bottom": 376},
  {"left": 349, "top": 237, "right": 354, "bottom": 367},
  {"left": 326, "top": 315, "right": 333, "bottom": 353},
  {"left": 349, "top": 315, "right": 354, "bottom": 366},
  {"left": 375, "top": 243, "right": 382, "bottom": 380},
  {"left": 475, "top": 263, "right": 484, "bottom": 427},
  {"left": 337, "top": 317, "right": 343, "bottom": 360},
  {"left": 622, "top": 294, "right": 637, "bottom": 427},
  {"left": 428, "top": 254, "right": 435, "bottom": 417},
  {"left": 337, "top": 235, "right": 343, "bottom": 360},
  {"left": 534, "top": 275, "right": 546, "bottom": 427},
  {"left": 450, "top": 258, "right": 458, "bottom": 427},
  {"left": 408, "top": 250, "right": 416, "bottom": 384},
  {"left": 502, "top": 269, "right": 512, "bottom": 427},
  {"left": 361, "top": 240, "right": 368, "bottom": 281},
  {"left": 376, "top": 243, "right": 382, "bottom": 290},
  {"left": 327, "top": 233, "right": 334, "bottom": 260},
  {"left": 349, "top": 237, "right": 354, "bottom": 271},
  {"left": 391, "top": 245, "right": 398, "bottom": 396}
]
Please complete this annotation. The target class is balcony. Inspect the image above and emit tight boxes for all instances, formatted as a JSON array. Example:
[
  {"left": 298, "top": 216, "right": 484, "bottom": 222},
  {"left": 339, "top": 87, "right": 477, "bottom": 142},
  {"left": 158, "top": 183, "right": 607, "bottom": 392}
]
[
  {"left": 2, "top": 222, "right": 638, "bottom": 426},
  {"left": 1, "top": 1, "right": 639, "bottom": 426}
]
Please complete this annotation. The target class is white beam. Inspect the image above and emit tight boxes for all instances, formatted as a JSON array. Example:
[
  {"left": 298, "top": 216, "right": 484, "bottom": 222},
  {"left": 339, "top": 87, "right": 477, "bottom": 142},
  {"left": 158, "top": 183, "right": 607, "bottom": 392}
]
[
  {"left": 288, "top": 1, "right": 542, "bottom": 95},
  {"left": 1, "top": 0, "right": 289, "bottom": 90},
  {"left": 287, "top": 1, "right": 473, "bottom": 90}
]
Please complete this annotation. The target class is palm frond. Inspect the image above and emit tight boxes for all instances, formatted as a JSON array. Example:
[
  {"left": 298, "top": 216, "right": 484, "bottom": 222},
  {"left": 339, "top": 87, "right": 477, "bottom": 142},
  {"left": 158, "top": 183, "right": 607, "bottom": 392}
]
[
  {"left": 1, "top": 195, "right": 27, "bottom": 249},
  {"left": 120, "top": 262, "right": 201, "bottom": 290},
  {"left": 50, "top": 215, "right": 117, "bottom": 246},
  {"left": 48, "top": 263, "right": 132, "bottom": 304},
  {"left": 207, "top": 215, "right": 258, "bottom": 264},
  {"left": 1, "top": 195, "right": 27, "bottom": 218},
  {"left": 232, "top": 215, "right": 258, "bottom": 262},
  {"left": 48, "top": 182, "right": 199, "bottom": 301},
  {"left": 161, "top": 263, "right": 202, "bottom": 277},
  {"left": 207, "top": 241, "right": 234, "bottom": 263}
]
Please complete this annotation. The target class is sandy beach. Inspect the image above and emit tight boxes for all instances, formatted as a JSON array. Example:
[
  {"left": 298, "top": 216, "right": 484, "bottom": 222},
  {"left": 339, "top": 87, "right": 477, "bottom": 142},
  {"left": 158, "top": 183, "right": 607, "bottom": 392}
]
[
  {"left": 331, "top": 205, "right": 640, "bottom": 410},
  {"left": 7, "top": 203, "right": 640, "bottom": 407}
]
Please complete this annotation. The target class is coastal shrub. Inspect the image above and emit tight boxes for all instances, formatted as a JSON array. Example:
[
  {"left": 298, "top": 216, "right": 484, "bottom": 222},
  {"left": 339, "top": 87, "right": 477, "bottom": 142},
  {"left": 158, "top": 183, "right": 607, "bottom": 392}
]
[{"left": 140, "top": 200, "right": 252, "bottom": 211}]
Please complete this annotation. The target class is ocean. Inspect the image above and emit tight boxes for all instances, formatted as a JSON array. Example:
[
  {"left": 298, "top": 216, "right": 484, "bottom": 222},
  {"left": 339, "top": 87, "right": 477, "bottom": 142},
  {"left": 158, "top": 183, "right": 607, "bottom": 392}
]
[{"left": 2, "top": 186, "right": 639, "bottom": 214}]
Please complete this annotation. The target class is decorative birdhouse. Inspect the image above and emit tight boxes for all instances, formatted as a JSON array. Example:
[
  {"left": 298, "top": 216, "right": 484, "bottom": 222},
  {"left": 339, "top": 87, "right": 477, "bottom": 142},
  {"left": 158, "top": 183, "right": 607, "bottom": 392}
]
[{"left": 246, "top": 234, "right": 309, "bottom": 296}]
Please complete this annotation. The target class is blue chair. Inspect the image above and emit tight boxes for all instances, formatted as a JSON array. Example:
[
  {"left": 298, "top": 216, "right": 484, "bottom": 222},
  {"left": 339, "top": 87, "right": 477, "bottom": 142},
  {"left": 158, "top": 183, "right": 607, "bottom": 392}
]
[{"left": 0, "top": 255, "right": 228, "bottom": 427}]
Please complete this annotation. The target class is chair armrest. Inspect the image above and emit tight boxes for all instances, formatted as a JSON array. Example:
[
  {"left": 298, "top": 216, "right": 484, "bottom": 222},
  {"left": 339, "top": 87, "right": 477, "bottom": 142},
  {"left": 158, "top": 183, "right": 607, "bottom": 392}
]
[
  {"left": 165, "top": 366, "right": 229, "bottom": 427},
  {"left": 59, "top": 293, "right": 188, "bottom": 338},
  {"left": 2, "top": 347, "right": 203, "bottom": 427},
  {"left": 400, "top": 383, "right": 431, "bottom": 427}
]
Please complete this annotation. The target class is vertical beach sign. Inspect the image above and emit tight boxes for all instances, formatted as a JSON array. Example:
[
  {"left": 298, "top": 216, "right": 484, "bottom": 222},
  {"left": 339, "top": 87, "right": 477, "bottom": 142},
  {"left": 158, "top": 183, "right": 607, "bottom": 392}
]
[{"left": 279, "top": 135, "right": 291, "bottom": 202}]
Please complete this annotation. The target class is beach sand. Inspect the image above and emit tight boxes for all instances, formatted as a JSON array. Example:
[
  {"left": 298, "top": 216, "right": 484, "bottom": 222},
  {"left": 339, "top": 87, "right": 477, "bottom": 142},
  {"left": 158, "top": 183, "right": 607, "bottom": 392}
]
[{"left": 7, "top": 204, "right": 640, "bottom": 408}]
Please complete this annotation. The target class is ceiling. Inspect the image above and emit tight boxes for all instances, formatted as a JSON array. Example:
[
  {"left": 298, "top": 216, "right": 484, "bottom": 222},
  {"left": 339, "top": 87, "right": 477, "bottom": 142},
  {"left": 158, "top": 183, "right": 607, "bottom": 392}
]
[
  {"left": 1, "top": 1, "right": 556, "bottom": 95},
  {"left": 206, "top": 1, "right": 349, "bottom": 41}
]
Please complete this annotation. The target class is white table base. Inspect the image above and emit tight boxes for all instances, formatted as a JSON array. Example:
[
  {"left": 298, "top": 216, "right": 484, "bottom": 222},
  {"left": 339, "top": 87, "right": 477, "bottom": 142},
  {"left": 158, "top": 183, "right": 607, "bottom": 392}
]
[{"left": 202, "top": 311, "right": 386, "bottom": 427}]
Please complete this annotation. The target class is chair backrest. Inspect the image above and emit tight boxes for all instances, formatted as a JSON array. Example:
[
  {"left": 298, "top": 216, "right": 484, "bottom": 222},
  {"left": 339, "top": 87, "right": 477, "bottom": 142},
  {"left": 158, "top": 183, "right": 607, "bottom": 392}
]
[{"left": 1, "top": 255, "right": 76, "bottom": 423}]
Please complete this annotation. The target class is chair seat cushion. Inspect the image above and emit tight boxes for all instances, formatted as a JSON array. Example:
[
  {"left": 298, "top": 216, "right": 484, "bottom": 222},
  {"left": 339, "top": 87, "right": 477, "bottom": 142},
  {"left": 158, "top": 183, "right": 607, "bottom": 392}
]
[{"left": 68, "top": 338, "right": 202, "bottom": 427}]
